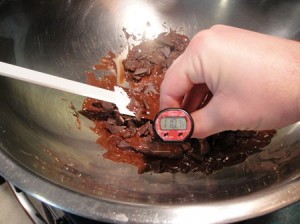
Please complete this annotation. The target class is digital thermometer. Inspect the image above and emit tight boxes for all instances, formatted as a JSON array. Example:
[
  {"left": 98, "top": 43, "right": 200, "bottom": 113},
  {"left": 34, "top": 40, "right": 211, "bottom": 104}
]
[{"left": 153, "top": 108, "right": 194, "bottom": 142}]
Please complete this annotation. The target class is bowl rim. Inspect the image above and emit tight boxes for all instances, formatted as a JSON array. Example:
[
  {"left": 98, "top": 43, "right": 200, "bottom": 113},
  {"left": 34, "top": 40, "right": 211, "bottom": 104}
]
[{"left": 1, "top": 147, "right": 299, "bottom": 224}]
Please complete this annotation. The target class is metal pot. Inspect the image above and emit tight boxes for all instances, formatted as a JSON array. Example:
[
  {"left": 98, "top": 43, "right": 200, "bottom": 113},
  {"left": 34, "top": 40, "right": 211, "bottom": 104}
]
[{"left": 0, "top": 0, "right": 300, "bottom": 223}]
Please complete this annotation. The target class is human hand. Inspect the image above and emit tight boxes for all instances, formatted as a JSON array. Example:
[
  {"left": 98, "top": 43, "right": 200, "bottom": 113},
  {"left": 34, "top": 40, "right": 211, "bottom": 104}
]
[{"left": 160, "top": 25, "right": 300, "bottom": 138}]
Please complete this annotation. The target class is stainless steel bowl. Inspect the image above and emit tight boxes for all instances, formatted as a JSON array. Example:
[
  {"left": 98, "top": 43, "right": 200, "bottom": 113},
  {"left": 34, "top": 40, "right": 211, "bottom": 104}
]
[{"left": 1, "top": 1, "right": 300, "bottom": 223}]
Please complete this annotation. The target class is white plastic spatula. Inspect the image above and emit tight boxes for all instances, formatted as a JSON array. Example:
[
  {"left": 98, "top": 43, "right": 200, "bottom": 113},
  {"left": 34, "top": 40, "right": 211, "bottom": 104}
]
[{"left": 0, "top": 61, "right": 135, "bottom": 116}]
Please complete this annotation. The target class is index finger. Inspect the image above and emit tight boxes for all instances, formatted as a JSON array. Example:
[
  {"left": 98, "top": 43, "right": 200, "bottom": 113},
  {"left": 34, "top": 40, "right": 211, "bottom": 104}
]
[{"left": 159, "top": 51, "right": 202, "bottom": 110}]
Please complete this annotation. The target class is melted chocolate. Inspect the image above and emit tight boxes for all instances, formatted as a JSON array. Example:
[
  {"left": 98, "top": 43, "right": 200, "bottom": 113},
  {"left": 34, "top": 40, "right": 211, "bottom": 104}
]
[{"left": 79, "top": 30, "right": 276, "bottom": 174}]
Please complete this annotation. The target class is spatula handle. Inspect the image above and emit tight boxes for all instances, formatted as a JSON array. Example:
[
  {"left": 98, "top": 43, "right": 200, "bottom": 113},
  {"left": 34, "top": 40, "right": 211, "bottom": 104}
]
[{"left": 0, "top": 61, "right": 115, "bottom": 104}]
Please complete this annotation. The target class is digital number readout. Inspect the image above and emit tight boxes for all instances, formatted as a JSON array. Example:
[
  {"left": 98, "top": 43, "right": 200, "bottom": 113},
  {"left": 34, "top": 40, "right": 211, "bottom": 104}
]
[{"left": 160, "top": 117, "right": 187, "bottom": 130}]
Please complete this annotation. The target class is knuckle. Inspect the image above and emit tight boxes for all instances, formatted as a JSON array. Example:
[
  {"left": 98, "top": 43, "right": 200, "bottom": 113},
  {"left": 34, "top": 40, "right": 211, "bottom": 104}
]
[{"left": 189, "top": 28, "right": 219, "bottom": 55}]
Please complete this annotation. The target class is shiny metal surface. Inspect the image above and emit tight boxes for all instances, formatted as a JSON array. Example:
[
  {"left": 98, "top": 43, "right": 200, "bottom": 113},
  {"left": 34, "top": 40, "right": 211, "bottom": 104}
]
[
  {"left": 0, "top": 0, "right": 300, "bottom": 223},
  {"left": 7, "top": 182, "right": 48, "bottom": 224}
]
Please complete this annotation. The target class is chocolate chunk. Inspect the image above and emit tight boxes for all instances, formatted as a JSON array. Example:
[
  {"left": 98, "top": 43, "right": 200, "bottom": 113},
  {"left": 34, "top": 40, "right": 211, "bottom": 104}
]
[
  {"left": 115, "top": 113, "right": 125, "bottom": 125},
  {"left": 199, "top": 139, "right": 211, "bottom": 155},
  {"left": 235, "top": 131, "right": 255, "bottom": 138},
  {"left": 132, "top": 75, "right": 142, "bottom": 82},
  {"left": 105, "top": 123, "right": 126, "bottom": 134},
  {"left": 107, "top": 117, "right": 117, "bottom": 125},
  {"left": 118, "top": 140, "right": 134, "bottom": 150},
  {"left": 123, "top": 60, "right": 138, "bottom": 72},
  {"left": 161, "top": 47, "right": 171, "bottom": 58},
  {"left": 181, "top": 142, "right": 192, "bottom": 151},
  {"left": 142, "top": 99, "right": 150, "bottom": 111},
  {"left": 132, "top": 50, "right": 143, "bottom": 60},
  {"left": 126, "top": 119, "right": 137, "bottom": 129},
  {"left": 79, "top": 109, "right": 109, "bottom": 121},
  {"left": 101, "top": 101, "right": 115, "bottom": 110},
  {"left": 188, "top": 151, "right": 204, "bottom": 161},
  {"left": 119, "top": 128, "right": 136, "bottom": 138},
  {"left": 131, "top": 97, "right": 141, "bottom": 108},
  {"left": 144, "top": 134, "right": 153, "bottom": 143},
  {"left": 143, "top": 83, "right": 159, "bottom": 94},
  {"left": 137, "top": 121, "right": 152, "bottom": 137},
  {"left": 150, "top": 160, "right": 162, "bottom": 173},
  {"left": 156, "top": 33, "right": 174, "bottom": 48},
  {"left": 134, "top": 67, "right": 149, "bottom": 75},
  {"left": 148, "top": 55, "right": 164, "bottom": 65},
  {"left": 137, "top": 123, "right": 149, "bottom": 137}
]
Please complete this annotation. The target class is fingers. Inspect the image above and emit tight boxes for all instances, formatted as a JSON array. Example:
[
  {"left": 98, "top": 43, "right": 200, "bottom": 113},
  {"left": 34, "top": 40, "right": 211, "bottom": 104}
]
[
  {"left": 159, "top": 55, "right": 194, "bottom": 109},
  {"left": 159, "top": 30, "right": 209, "bottom": 110},
  {"left": 191, "top": 94, "right": 236, "bottom": 138},
  {"left": 182, "top": 84, "right": 211, "bottom": 112},
  {"left": 191, "top": 110, "right": 216, "bottom": 139},
  {"left": 190, "top": 96, "right": 222, "bottom": 138}
]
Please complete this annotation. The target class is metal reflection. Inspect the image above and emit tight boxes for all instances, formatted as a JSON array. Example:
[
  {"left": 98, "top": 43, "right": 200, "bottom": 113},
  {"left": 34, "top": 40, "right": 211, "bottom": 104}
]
[{"left": 120, "top": 1, "right": 163, "bottom": 39}]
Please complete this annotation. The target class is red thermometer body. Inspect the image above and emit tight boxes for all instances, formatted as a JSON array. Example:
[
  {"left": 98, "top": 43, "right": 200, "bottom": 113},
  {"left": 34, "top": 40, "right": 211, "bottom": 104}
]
[{"left": 153, "top": 108, "right": 194, "bottom": 142}]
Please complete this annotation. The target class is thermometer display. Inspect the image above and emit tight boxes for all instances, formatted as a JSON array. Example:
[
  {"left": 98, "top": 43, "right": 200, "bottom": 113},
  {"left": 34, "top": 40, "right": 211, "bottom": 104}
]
[
  {"left": 153, "top": 108, "right": 194, "bottom": 142},
  {"left": 160, "top": 117, "right": 187, "bottom": 130}
]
